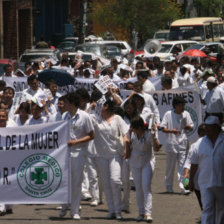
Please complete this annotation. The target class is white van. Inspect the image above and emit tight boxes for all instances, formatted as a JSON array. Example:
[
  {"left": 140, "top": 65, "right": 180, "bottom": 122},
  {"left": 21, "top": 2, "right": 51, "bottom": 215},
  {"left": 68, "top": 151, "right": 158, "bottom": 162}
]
[{"left": 150, "top": 40, "right": 198, "bottom": 61}]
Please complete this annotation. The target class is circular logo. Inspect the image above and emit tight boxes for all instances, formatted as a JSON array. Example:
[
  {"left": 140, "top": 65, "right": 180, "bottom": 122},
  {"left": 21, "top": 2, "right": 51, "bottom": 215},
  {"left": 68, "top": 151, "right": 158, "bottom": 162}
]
[
  {"left": 17, "top": 153, "right": 62, "bottom": 198},
  {"left": 185, "top": 106, "right": 198, "bottom": 136}
]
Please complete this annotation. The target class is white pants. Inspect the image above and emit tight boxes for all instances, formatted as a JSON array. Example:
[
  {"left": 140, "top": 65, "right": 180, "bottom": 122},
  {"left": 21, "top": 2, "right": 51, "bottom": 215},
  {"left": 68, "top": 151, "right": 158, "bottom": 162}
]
[
  {"left": 201, "top": 187, "right": 224, "bottom": 224},
  {"left": 97, "top": 155, "right": 122, "bottom": 214},
  {"left": 121, "top": 159, "right": 130, "bottom": 210},
  {"left": 62, "top": 151, "right": 86, "bottom": 215},
  {"left": 85, "top": 156, "right": 99, "bottom": 201},
  {"left": 131, "top": 161, "right": 154, "bottom": 215},
  {"left": 82, "top": 168, "right": 91, "bottom": 198},
  {"left": 165, "top": 151, "right": 187, "bottom": 190}
]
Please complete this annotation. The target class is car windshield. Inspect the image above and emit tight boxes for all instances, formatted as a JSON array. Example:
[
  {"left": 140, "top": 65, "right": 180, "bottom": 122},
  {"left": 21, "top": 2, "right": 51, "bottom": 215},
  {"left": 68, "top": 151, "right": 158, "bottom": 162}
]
[
  {"left": 57, "top": 41, "right": 76, "bottom": 50},
  {"left": 102, "top": 46, "right": 121, "bottom": 59},
  {"left": 20, "top": 54, "right": 53, "bottom": 63},
  {"left": 170, "top": 26, "right": 205, "bottom": 41},
  {"left": 158, "top": 44, "right": 173, "bottom": 53},
  {"left": 155, "top": 32, "right": 169, "bottom": 39},
  {"left": 76, "top": 45, "right": 101, "bottom": 56},
  {"left": 184, "top": 44, "right": 204, "bottom": 51}
]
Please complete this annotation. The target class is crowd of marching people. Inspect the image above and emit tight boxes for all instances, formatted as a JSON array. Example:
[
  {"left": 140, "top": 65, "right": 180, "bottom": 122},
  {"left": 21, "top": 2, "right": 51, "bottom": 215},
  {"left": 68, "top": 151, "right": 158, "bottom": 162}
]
[{"left": 0, "top": 50, "right": 224, "bottom": 224}]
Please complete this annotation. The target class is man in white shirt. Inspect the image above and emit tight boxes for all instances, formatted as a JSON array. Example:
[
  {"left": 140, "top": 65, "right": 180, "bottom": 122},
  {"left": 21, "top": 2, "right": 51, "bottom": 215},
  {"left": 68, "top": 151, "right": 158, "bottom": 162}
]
[
  {"left": 160, "top": 96, "right": 194, "bottom": 194},
  {"left": 59, "top": 92, "right": 94, "bottom": 220},
  {"left": 137, "top": 71, "right": 155, "bottom": 94},
  {"left": 201, "top": 76, "right": 224, "bottom": 122},
  {"left": 189, "top": 116, "right": 224, "bottom": 224},
  {"left": 23, "top": 75, "right": 45, "bottom": 102}
]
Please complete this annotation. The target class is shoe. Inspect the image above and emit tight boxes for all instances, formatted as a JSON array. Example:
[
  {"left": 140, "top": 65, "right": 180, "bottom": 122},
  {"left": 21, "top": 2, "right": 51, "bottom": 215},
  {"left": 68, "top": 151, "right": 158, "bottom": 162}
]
[
  {"left": 166, "top": 186, "right": 173, "bottom": 193},
  {"left": 72, "top": 213, "right": 81, "bottom": 220},
  {"left": 136, "top": 214, "right": 144, "bottom": 221},
  {"left": 90, "top": 200, "right": 98, "bottom": 207},
  {"left": 106, "top": 212, "right": 116, "bottom": 219},
  {"left": 56, "top": 206, "right": 62, "bottom": 210},
  {"left": 6, "top": 209, "right": 13, "bottom": 214},
  {"left": 98, "top": 199, "right": 104, "bottom": 205},
  {"left": 81, "top": 193, "right": 92, "bottom": 201},
  {"left": 145, "top": 214, "right": 153, "bottom": 223},
  {"left": 59, "top": 209, "right": 67, "bottom": 218},
  {"left": 122, "top": 207, "right": 130, "bottom": 213},
  {"left": 116, "top": 213, "right": 123, "bottom": 220},
  {"left": 79, "top": 205, "right": 82, "bottom": 210},
  {"left": 0, "top": 210, "right": 5, "bottom": 216},
  {"left": 181, "top": 188, "right": 191, "bottom": 195}
]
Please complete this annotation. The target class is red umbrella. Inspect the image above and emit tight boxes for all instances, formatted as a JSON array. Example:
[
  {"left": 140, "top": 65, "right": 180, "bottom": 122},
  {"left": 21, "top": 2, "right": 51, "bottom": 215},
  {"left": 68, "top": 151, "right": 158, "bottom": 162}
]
[{"left": 182, "top": 49, "right": 207, "bottom": 57}]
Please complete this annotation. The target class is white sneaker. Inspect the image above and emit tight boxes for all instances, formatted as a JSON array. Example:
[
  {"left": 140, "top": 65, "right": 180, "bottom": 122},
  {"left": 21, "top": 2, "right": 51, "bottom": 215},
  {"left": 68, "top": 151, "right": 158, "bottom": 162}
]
[
  {"left": 56, "top": 206, "right": 62, "bottom": 210},
  {"left": 136, "top": 214, "right": 144, "bottom": 221},
  {"left": 145, "top": 214, "right": 153, "bottom": 223},
  {"left": 59, "top": 209, "right": 67, "bottom": 218},
  {"left": 90, "top": 200, "right": 98, "bottom": 207},
  {"left": 116, "top": 213, "right": 123, "bottom": 220},
  {"left": 79, "top": 205, "right": 82, "bottom": 211},
  {"left": 72, "top": 213, "right": 81, "bottom": 220},
  {"left": 181, "top": 188, "right": 191, "bottom": 195}
]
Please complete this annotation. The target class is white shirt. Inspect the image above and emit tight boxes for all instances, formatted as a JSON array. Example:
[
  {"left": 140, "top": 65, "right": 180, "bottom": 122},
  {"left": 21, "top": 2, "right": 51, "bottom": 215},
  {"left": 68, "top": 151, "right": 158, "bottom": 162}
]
[
  {"left": 92, "top": 114, "right": 129, "bottom": 159},
  {"left": 25, "top": 116, "right": 49, "bottom": 125},
  {"left": 142, "top": 92, "right": 160, "bottom": 124},
  {"left": 6, "top": 118, "right": 17, "bottom": 127},
  {"left": 23, "top": 88, "right": 45, "bottom": 101},
  {"left": 63, "top": 109, "right": 94, "bottom": 155},
  {"left": 160, "top": 110, "right": 194, "bottom": 152},
  {"left": 142, "top": 79, "right": 155, "bottom": 93},
  {"left": 12, "top": 114, "right": 31, "bottom": 126},
  {"left": 184, "top": 139, "right": 201, "bottom": 190},
  {"left": 129, "top": 130, "right": 155, "bottom": 169},
  {"left": 48, "top": 112, "right": 63, "bottom": 122},
  {"left": 191, "top": 134, "right": 224, "bottom": 189},
  {"left": 204, "top": 86, "right": 224, "bottom": 113}
]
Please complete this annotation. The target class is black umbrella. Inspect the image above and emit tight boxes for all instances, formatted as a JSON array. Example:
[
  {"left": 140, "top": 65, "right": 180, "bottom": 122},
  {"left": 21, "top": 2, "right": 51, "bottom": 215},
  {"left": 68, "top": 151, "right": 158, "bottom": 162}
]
[{"left": 38, "top": 68, "right": 75, "bottom": 87}]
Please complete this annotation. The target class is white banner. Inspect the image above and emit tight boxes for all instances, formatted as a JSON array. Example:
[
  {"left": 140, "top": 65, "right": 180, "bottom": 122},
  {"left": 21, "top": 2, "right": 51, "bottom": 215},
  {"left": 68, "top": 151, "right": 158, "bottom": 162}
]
[{"left": 0, "top": 121, "right": 70, "bottom": 204}]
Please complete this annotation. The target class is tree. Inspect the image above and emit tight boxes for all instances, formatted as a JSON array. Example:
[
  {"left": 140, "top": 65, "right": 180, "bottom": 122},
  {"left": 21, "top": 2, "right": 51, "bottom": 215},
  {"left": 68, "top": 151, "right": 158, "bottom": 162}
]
[
  {"left": 194, "top": 0, "right": 223, "bottom": 17},
  {"left": 90, "top": 0, "right": 182, "bottom": 45}
]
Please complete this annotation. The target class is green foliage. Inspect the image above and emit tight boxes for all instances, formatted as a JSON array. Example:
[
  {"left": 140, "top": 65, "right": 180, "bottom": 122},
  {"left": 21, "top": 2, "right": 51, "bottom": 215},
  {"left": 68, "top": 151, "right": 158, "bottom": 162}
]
[
  {"left": 194, "top": 0, "right": 223, "bottom": 17},
  {"left": 91, "top": 0, "right": 182, "bottom": 42}
]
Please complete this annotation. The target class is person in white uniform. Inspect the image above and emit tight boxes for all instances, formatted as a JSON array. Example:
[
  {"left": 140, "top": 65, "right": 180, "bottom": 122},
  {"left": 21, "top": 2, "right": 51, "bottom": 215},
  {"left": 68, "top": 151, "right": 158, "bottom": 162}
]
[
  {"left": 189, "top": 116, "right": 224, "bottom": 224},
  {"left": 12, "top": 102, "right": 31, "bottom": 126},
  {"left": 91, "top": 99, "right": 129, "bottom": 220},
  {"left": 201, "top": 76, "right": 224, "bottom": 122},
  {"left": 137, "top": 71, "right": 155, "bottom": 94},
  {"left": 59, "top": 92, "right": 94, "bottom": 220},
  {"left": 125, "top": 116, "right": 159, "bottom": 222},
  {"left": 160, "top": 96, "right": 194, "bottom": 194}
]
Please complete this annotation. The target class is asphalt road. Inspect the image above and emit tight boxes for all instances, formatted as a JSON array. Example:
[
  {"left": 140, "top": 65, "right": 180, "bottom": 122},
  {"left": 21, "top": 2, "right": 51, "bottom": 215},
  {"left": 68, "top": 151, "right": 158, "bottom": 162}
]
[{"left": 0, "top": 151, "right": 201, "bottom": 224}]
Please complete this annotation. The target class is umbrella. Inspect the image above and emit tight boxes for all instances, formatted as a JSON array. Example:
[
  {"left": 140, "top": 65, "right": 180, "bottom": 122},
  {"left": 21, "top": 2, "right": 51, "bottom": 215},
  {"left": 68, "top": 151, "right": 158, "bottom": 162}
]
[
  {"left": 38, "top": 68, "right": 75, "bottom": 87},
  {"left": 182, "top": 49, "right": 207, "bottom": 57}
]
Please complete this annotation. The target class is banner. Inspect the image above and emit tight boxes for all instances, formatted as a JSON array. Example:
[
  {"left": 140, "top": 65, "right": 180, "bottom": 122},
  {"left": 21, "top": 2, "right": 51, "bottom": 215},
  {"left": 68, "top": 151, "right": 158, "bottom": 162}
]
[{"left": 0, "top": 121, "right": 70, "bottom": 204}]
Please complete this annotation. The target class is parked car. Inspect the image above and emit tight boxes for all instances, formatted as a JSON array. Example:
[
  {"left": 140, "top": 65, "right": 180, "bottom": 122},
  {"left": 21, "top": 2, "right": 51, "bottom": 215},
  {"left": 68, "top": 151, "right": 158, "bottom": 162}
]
[
  {"left": 183, "top": 42, "right": 224, "bottom": 58},
  {"left": 153, "top": 29, "right": 170, "bottom": 41},
  {"left": 75, "top": 43, "right": 122, "bottom": 59},
  {"left": 149, "top": 40, "right": 198, "bottom": 61},
  {"left": 88, "top": 40, "right": 133, "bottom": 56},
  {"left": 19, "top": 49, "right": 60, "bottom": 69}
]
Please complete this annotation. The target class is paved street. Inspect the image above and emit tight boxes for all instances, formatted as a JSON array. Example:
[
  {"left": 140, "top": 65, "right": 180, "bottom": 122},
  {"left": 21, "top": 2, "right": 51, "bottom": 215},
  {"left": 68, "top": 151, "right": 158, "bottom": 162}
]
[{"left": 0, "top": 151, "right": 201, "bottom": 224}]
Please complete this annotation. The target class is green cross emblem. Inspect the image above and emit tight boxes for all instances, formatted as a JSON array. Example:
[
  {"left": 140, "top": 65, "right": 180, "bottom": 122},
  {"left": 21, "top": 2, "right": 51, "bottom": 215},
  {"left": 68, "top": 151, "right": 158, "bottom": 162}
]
[{"left": 31, "top": 168, "right": 47, "bottom": 184}]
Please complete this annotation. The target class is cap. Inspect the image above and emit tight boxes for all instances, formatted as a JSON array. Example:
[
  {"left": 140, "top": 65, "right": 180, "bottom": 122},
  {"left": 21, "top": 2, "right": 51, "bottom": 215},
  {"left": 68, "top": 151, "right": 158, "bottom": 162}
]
[
  {"left": 207, "top": 76, "right": 217, "bottom": 84},
  {"left": 204, "top": 116, "right": 221, "bottom": 126}
]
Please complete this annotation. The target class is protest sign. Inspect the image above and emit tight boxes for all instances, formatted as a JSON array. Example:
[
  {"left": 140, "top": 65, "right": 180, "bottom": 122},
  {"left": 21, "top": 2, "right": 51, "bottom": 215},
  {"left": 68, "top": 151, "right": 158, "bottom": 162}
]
[{"left": 0, "top": 121, "right": 70, "bottom": 204}]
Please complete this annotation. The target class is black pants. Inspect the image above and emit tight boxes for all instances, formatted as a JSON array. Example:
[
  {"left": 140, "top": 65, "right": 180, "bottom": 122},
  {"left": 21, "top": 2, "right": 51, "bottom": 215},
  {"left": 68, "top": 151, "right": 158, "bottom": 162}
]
[{"left": 195, "top": 189, "right": 203, "bottom": 211}]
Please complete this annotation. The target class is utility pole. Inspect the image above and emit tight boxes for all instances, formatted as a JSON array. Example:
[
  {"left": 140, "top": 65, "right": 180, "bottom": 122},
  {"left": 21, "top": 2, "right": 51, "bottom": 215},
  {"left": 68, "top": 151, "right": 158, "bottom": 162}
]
[{"left": 78, "top": 0, "right": 87, "bottom": 44}]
